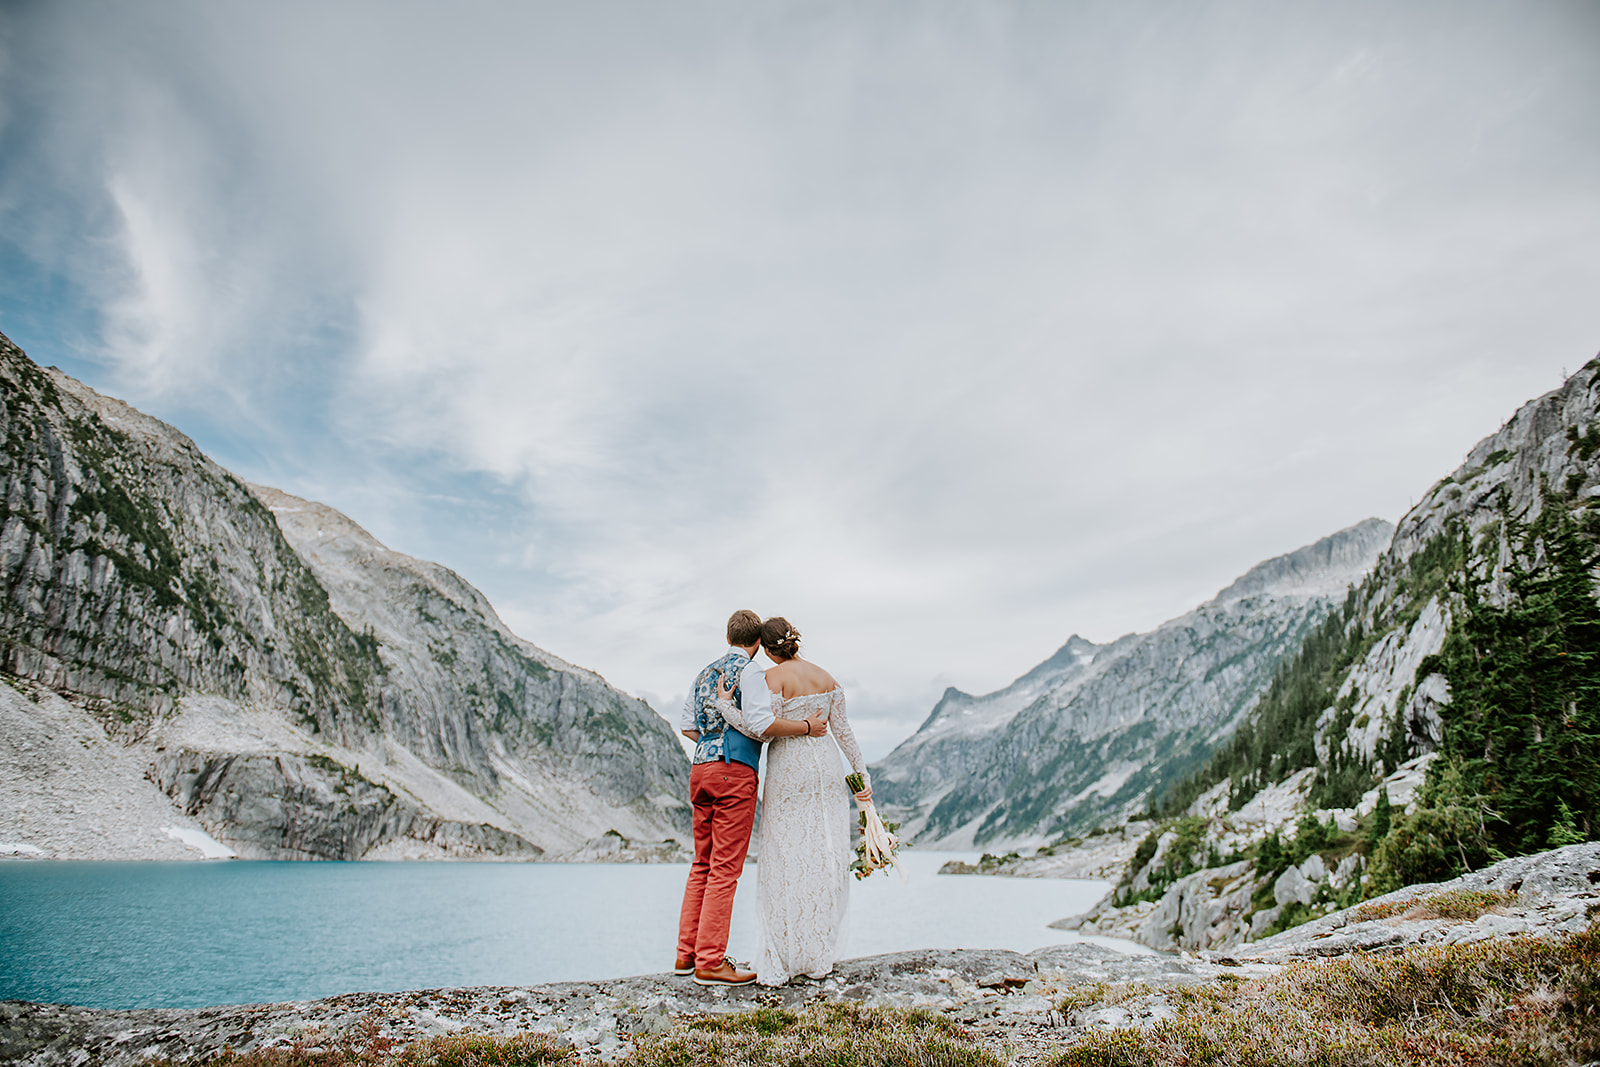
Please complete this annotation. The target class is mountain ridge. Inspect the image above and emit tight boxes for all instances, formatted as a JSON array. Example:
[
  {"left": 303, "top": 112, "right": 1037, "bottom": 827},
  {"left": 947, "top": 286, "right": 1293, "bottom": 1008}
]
[
  {"left": 872, "top": 517, "right": 1394, "bottom": 850},
  {"left": 0, "top": 329, "right": 689, "bottom": 860}
]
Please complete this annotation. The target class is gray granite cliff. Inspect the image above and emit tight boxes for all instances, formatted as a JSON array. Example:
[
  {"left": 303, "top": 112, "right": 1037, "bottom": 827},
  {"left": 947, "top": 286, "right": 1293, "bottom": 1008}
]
[{"left": 0, "top": 330, "right": 688, "bottom": 860}]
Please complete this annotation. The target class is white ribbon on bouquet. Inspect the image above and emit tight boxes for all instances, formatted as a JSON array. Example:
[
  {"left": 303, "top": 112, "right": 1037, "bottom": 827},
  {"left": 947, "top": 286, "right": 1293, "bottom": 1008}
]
[{"left": 858, "top": 799, "right": 909, "bottom": 882}]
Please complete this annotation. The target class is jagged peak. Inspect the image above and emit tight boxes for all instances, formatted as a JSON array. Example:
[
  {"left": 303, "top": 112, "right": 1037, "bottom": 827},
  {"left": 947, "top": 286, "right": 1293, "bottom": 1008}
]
[{"left": 1017, "top": 635, "right": 1100, "bottom": 679}]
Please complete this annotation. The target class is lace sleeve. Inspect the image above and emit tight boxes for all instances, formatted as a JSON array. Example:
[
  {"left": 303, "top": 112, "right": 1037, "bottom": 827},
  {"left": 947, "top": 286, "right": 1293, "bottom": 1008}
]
[
  {"left": 828, "top": 688, "right": 869, "bottom": 784},
  {"left": 715, "top": 695, "right": 749, "bottom": 734}
]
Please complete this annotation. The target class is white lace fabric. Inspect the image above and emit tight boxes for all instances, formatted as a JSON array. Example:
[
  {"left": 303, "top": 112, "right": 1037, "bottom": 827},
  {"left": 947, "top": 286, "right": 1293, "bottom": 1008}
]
[{"left": 745, "top": 688, "right": 870, "bottom": 986}]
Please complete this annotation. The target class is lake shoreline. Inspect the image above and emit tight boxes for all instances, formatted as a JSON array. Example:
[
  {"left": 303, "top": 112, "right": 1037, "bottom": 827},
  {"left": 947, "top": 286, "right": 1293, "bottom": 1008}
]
[
  {"left": 0, "top": 943, "right": 1208, "bottom": 1067},
  {"left": 10, "top": 838, "right": 1599, "bottom": 1067}
]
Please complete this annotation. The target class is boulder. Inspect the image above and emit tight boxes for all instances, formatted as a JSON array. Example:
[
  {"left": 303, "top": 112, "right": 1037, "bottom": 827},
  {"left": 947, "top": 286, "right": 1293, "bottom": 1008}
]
[
  {"left": 1273, "top": 866, "right": 1315, "bottom": 907},
  {"left": 1138, "top": 860, "right": 1255, "bottom": 952},
  {"left": 1330, "top": 854, "right": 1362, "bottom": 888}
]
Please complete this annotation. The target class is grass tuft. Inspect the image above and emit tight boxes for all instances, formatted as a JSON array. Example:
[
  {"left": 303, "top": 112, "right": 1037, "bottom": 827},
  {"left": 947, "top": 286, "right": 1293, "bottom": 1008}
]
[
  {"left": 175, "top": 1016, "right": 572, "bottom": 1067},
  {"left": 627, "top": 1003, "right": 992, "bottom": 1067},
  {"left": 1047, "top": 920, "right": 1600, "bottom": 1067},
  {"left": 1354, "top": 888, "right": 1517, "bottom": 924},
  {"left": 686, "top": 1006, "right": 798, "bottom": 1036}
]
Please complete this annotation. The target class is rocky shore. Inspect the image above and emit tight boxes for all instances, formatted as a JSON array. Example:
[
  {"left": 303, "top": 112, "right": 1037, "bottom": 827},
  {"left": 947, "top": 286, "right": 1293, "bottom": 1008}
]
[
  {"left": 7, "top": 843, "right": 1597, "bottom": 1067},
  {"left": 0, "top": 944, "right": 1222, "bottom": 1067}
]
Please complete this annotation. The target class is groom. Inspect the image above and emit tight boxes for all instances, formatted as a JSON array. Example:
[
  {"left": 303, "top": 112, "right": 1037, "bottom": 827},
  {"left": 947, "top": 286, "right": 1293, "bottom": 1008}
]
[{"left": 675, "top": 609, "right": 825, "bottom": 985}]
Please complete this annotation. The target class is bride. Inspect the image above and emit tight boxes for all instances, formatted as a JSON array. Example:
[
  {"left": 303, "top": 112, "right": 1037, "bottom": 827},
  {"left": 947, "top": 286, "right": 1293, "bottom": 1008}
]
[{"left": 718, "top": 616, "right": 871, "bottom": 986}]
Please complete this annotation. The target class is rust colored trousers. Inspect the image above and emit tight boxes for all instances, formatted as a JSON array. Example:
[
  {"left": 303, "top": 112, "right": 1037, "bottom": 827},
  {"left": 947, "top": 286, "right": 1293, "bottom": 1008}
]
[{"left": 676, "top": 759, "right": 759, "bottom": 970}]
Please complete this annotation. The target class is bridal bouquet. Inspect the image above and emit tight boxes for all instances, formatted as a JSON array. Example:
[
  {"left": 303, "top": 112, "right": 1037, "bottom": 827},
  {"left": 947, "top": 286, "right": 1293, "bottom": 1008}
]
[{"left": 846, "top": 772, "right": 907, "bottom": 881}]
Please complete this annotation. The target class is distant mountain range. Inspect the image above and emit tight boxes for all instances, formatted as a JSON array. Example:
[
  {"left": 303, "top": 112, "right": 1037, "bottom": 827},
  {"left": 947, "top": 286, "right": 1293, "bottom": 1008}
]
[
  {"left": 870, "top": 519, "right": 1393, "bottom": 849},
  {"left": 7, "top": 316, "right": 1593, "bottom": 886},
  {"left": 964, "top": 353, "right": 1600, "bottom": 955},
  {"left": 0, "top": 330, "right": 688, "bottom": 860}
]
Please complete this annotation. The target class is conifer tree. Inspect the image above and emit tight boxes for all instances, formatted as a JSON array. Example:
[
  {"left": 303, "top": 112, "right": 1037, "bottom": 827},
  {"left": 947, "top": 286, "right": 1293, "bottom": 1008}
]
[{"left": 1433, "top": 491, "right": 1600, "bottom": 853}]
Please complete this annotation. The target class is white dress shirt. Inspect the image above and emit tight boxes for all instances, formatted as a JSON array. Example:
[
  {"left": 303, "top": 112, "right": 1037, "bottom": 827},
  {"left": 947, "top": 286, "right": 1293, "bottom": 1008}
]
[{"left": 733, "top": 658, "right": 774, "bottom": 737}]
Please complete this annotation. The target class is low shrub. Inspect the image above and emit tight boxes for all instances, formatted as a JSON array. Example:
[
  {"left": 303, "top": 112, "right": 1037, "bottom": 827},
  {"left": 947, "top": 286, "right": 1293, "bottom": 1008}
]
[
  {"left": 628, "top": 1003, "right": 995, "bottom": 1067},
  {"left": 181, "top": 1019, "right": 571, "bottom": 1067},
  {"left": 176, "top": 1004, "right": 996, "bottom": 1067},
  {"left": 685, "top": 1006, "right": 797, "bottom": 1036},
  {"left": 1047, "top": 921, "right": 1600, "bottom": 1067},
  {"left": 1354, "top": 888, "right": 1517, "bottom": 924}
]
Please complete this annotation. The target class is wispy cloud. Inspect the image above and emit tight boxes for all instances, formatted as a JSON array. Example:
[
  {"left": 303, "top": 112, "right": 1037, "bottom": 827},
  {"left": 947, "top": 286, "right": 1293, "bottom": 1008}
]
[{"left": 1, "top": 0, "right": 1596, "bottom": 756}]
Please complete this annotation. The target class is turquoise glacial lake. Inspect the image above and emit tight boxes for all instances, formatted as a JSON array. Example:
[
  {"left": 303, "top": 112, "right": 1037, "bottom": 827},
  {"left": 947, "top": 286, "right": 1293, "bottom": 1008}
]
[{"left": 0, "top": 851, "right": 1138, "bottom": 1009}]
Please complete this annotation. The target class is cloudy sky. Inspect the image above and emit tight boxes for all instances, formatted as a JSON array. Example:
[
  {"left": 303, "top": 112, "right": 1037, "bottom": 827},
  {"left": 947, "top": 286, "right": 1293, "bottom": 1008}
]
[{"left": 1, "top": 1, "right": 1596, "bottom": 758}]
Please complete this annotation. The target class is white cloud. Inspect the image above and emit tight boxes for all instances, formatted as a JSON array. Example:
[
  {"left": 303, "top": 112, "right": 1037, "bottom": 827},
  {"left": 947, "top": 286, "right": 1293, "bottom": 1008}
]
[{"left": 2, "top": 0, "right": 1597, "bottom": 757}]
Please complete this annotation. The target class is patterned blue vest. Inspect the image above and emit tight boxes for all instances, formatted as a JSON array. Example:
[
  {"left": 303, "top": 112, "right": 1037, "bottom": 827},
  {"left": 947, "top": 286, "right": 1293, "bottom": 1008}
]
[{"left": 690, "top": 650, "right": 763, "bottom": 772}]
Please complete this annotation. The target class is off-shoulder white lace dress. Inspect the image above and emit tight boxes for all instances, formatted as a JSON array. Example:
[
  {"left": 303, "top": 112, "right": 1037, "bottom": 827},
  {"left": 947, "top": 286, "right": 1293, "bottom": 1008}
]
[{"left": 750, "top": 688, "right": 870, "bottom": 986}]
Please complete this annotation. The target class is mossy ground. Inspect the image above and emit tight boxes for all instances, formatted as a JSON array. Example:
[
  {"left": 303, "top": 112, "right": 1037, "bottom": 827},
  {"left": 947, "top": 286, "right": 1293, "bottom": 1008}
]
[
  {"left": 159, "top": 1003, "right": 1003, "bottom": 1067},
  {"left": 151, "top": 924, "right": 1600, "bottom": 1067},
  {"left": 1052, "top": 921, "right": 1600, "bottom": 1067}
]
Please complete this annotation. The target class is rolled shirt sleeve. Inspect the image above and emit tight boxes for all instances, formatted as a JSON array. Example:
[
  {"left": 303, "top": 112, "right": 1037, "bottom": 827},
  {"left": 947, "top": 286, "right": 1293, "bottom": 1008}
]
[
  {"left": 679, "top": 690, "right": 698, "bottom": 733},
  {"left": 735, "top": 660, "right": 776, "bottom": 737}
]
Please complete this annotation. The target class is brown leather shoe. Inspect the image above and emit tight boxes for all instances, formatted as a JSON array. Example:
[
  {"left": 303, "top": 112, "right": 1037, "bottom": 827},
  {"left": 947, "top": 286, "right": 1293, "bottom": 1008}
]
[
  {"left": 693, "top": 958, "right": 756, "bottom": 986},
  {"left": 674, "top": 957, "right": 694, "bottom": 976}
]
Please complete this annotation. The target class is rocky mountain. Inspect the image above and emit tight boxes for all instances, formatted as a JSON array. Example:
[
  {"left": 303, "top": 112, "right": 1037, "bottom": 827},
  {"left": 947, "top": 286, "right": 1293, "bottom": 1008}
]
[
  {"left": 989, "top": 352, "right": 1600, "bottom": 956},
  {"left": 871, "top": 518, "right": 1394, "bottom": 850},
  {"left": 0, "top": 329, "right": 689, "bottom": 860}
]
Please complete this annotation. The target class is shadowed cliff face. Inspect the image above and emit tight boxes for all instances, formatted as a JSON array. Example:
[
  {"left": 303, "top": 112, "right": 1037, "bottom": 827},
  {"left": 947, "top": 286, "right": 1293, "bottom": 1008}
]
[
  {"left": 871, "top": 520, "right": 1394, "bottom": 850},
  {"left": 0, "top": 330, "right": 687, "bottom": 858},
  {"left": 0, "top": 331, "right": 378, "bottom": 738}
]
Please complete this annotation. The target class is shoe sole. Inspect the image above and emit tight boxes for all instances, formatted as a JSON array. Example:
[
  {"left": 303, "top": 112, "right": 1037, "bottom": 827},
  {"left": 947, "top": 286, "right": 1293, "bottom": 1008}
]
[
  {"left": 693, "top": 974, "right": 756, "bottom": 986},
  {"left": 674, "top": 968, "right": 694, "bottom": 976}
]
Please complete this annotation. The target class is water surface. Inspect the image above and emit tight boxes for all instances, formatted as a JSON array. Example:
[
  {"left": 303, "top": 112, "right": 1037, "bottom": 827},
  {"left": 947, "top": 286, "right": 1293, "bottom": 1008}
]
[{"left": 0, "top": 851, "right": 1136, "bottom": 1009}]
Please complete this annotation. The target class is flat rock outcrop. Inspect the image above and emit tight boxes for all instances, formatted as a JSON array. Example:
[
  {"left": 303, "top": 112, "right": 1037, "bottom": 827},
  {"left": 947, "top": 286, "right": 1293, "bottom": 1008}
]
[
  {"left": 1235, "top": 840, "right": 1600, "bottom": 964},
  {"left": 0, "top": 944, "right": 1223, "bottom": 1067}
]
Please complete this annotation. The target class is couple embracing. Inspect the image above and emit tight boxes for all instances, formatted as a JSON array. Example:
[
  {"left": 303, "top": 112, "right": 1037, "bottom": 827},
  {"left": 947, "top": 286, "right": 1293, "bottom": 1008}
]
[{"left": 675, "top": 610, "right": 872, "bottom": 987}]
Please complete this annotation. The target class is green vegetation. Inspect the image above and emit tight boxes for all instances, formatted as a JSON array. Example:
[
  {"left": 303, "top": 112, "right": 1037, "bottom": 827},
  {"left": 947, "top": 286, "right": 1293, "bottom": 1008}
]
[
  {"left": 1431, "top": 494, "right": 1599, "bottom": 850},
  {"left": 1367, "top": 491, "right": 1600, "bottom": 892},
  {"left": 1052, "top": 920, "right": 1600, "bottom": 1067},
  {"left": 1255, "top": 813, "right": 1344, "bottom": 881},
  {"left": 1139, "top": 477, "right": 1597, "bottom": 936},
  {"left": 68, "top": 476, "right": 185, "bottom": 608},
  {"left": 158, "top": 1003, "right": 998, "bottom": 1067},
  {"left": 1155, "top": 522, "right": 1465, "bottom": 822},
  {"left": 1568, "top": 422, "right": 1600, "bottom": 463},
  {"left": 1115, "top": 817, "right": 1252, "bottom": 906},
  {"left": 970, "top": 851, "right": 1022, "bottom": 872},
  {"left": 304, "top": 754, "right": 386, "bottom": 800},
  {"left": 1154, "top": 585, "right": 1373, "bottom": 818}
]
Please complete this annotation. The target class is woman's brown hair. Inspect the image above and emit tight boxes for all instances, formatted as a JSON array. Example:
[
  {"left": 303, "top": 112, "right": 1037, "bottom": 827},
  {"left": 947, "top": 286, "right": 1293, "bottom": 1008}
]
[{"left": 760, "top": 616, "right": 801, "bottom": 661}]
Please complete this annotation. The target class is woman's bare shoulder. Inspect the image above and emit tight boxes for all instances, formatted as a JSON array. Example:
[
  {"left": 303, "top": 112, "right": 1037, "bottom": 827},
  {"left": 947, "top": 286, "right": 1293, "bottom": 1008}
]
[{"left": 806, "top": 662, "right": 840, "bottom": 691}]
